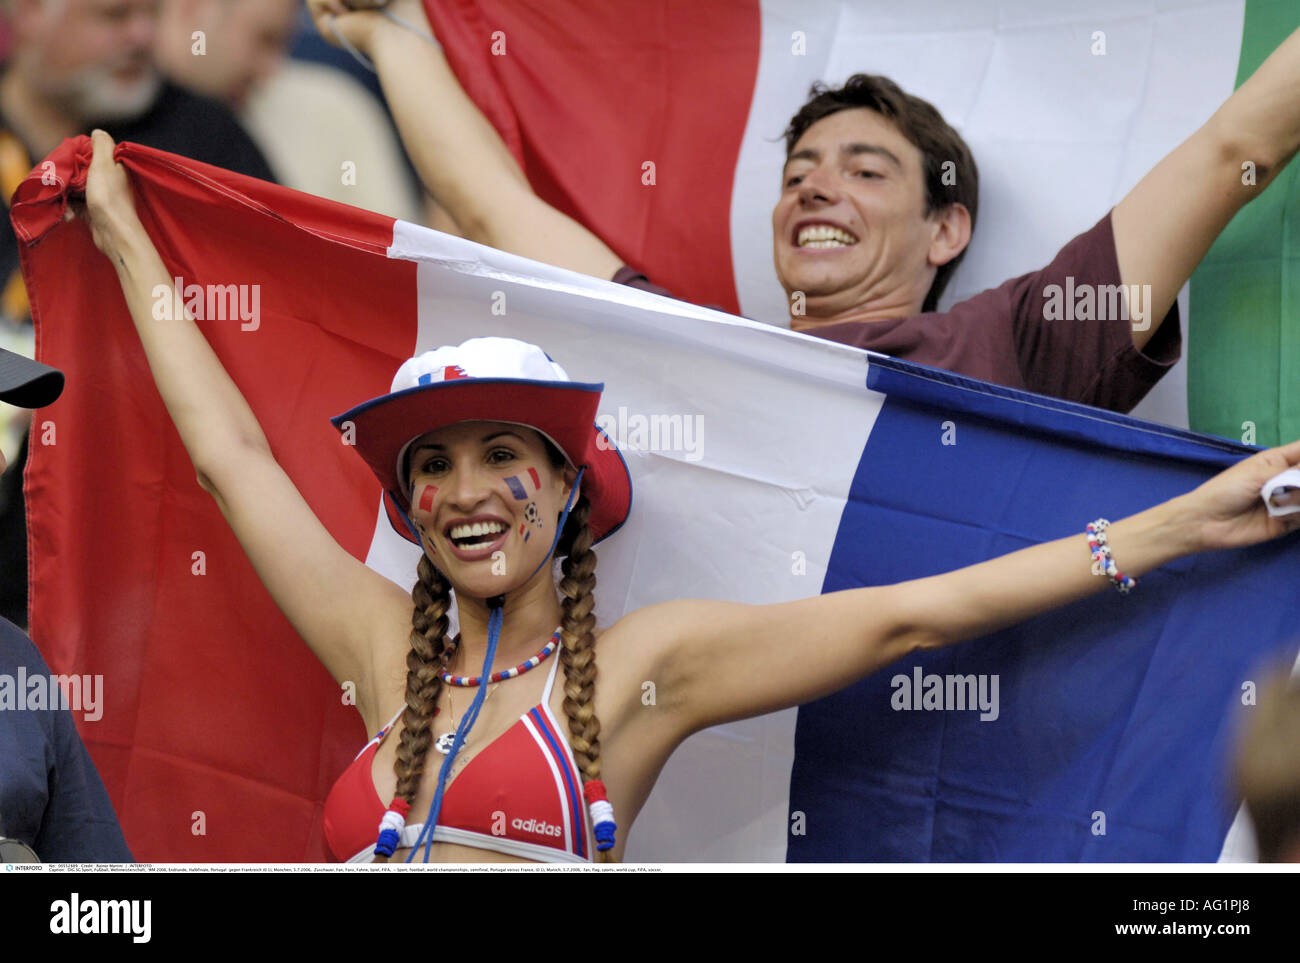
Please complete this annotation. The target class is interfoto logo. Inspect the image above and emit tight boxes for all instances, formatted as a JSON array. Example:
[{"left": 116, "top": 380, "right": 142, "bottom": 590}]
[
  {"left": 890, "top": 666, "right": 1000, "bottom": 721},
  {"left": 1042, "top": 276, "right": 1152, "bottom": 331},
  {"left": 595, "top": 406, "right": 704, "bottom": 462},
  {"left": 0, "top": 667, "right": 102, "bottom": 721},
  {"left": 151, "top": 276, "right": 261, "bottom": 330}
]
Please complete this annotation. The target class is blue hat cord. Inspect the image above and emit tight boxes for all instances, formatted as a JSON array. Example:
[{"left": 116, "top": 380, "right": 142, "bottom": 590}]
[{"left": 406, "top": 467, "right": 586, "bottom": 862}]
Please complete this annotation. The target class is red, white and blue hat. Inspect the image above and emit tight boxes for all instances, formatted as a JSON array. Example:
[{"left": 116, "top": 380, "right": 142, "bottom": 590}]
[{"left": 331, "top": 337, "right": 632, "bottom": 545}]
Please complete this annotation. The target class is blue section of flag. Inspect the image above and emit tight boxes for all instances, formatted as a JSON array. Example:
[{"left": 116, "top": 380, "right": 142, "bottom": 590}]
[
  {"left": 505, "top": 476, "right": 528, "bottom": 500},
  {"left": 787, "top": 356, "right": 1300, "bottom": 862}
]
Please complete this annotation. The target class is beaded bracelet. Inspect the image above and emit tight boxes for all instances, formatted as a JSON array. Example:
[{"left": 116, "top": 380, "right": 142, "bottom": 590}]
[{"left": 1085, "top": 518, "right": 1136, "bottom": 594}]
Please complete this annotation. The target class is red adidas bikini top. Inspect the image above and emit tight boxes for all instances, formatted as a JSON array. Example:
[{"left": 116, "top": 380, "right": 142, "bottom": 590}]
[{"left": 322, "top": 652, "right": 592, "bottom": 863}]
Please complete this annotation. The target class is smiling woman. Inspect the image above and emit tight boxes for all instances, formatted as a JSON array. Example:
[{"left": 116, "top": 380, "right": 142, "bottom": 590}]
[
  {"left": 320, "top": 337, "right": 631, "bottom": 863},
  {"left": 79, "top": 126, "right": 1300, "bottom": 865}
]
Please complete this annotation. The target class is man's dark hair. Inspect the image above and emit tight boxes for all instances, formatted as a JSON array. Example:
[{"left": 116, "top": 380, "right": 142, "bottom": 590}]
[{"left": 783, "top": 74, "right": 979, "bottom": 312}]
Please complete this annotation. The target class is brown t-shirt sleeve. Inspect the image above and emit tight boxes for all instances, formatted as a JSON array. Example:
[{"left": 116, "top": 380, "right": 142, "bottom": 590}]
[
  {"left": 1002, "top": 210, "right": 1181, "bottom": 411},
  {"left": 812, "top": 211, "right": 1181, "bottom": 412}
]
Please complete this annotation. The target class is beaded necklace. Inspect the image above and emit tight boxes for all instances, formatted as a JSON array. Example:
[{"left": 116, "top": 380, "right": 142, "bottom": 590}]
[{"left": 439, "top": 629, "right": 560, "bottom": 687}]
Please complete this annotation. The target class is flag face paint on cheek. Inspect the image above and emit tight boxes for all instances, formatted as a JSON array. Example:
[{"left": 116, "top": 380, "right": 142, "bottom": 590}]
[
  {"left": 415, "top": 484, "right": 437, "bottom": 513},
  {"left": 505, "top": 466, "right": 543, "bottom": 501}
]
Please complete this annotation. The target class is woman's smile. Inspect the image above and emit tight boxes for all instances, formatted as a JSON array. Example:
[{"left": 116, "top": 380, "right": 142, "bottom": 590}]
[{"left": 442, "top": 514, "right": 512, "bottom": 560}]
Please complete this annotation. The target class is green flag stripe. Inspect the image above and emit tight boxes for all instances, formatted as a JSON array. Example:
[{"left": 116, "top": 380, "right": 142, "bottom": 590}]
[{"left": 1189, "top": 0, "right": 1300, "bottom": 447}]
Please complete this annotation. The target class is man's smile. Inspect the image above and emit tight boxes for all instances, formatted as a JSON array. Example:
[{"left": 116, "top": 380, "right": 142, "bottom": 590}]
[{"left": 792, "top": 219, "right": 860, "bottom": 249}]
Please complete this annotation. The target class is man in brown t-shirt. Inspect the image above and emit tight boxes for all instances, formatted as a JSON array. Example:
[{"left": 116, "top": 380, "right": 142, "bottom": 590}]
[
  {"left": 313, "top": 2, "right": 1300, "bottom": 415},
  {"left": 615, "top": 208, "right": 1178, "bottom": 414}
]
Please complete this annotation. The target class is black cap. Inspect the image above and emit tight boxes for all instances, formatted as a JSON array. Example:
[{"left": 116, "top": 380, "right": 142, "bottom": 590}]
[{"left": 0, "top": 346, "right": 63, "bottom": 408}]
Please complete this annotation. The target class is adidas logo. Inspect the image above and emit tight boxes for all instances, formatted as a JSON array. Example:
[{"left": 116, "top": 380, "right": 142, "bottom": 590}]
[{"left": 512, "top": 817, "right": 562, "bottom": 837}]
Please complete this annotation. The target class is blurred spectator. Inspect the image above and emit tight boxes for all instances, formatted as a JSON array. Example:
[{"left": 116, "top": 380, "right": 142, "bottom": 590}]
[
  {"left": 0, "top": 0, "right": 275, "bottom": 629},
  {"left": 1235, "top": 665, "right": 1300, "bottom": 861},
  {"left": 157, "top": 0, "right": 422, "bottom": 222},
  {"left": 0, "top": 614, "right": 133, "bottom": 860},
  {"left": 154, "top": 0, "right": 298, "bottom": 109},
  {"left": 0, "top": 0, "right": 274, "bottom": 194}
]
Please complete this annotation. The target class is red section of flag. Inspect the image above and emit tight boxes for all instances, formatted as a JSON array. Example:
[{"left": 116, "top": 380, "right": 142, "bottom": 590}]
[
  {"left": 423, "top": 0, "right": 761, "bottom": 314},
  {"left": 16, "top": 137, "right": 416, "bottom": 860},
  {"left": 442, "top": 364, "right": 467, "bottom": 380},
  {"left": 527, "top": 467, "right": 540, "bottom": 490}
]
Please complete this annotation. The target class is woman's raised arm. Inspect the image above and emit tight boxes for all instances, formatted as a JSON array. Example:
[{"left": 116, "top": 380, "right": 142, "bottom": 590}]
[
  {"left": 619, "top": 440, "right": 1300, "bottom": 741},
  {"left": 81, "top": 131, "right": 409, "bottom": 717}
]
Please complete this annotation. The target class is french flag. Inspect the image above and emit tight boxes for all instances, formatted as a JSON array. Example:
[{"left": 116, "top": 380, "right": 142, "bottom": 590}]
[{"left": 15, "top": 138, "right": 1297, "bottom": 861}]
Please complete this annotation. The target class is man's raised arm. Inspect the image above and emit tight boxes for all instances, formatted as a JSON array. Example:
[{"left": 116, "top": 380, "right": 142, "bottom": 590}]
[
  {"left": 306, "top": 0, "right": 623, "bottom": 280},
  {"left": 1113, "top": 25, "right": 1300, "bottom": 351}
]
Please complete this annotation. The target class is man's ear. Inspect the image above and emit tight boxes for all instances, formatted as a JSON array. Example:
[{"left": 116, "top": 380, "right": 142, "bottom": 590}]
[{"left": 927, "top": 202, "right": 972, "bottom": 268}]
